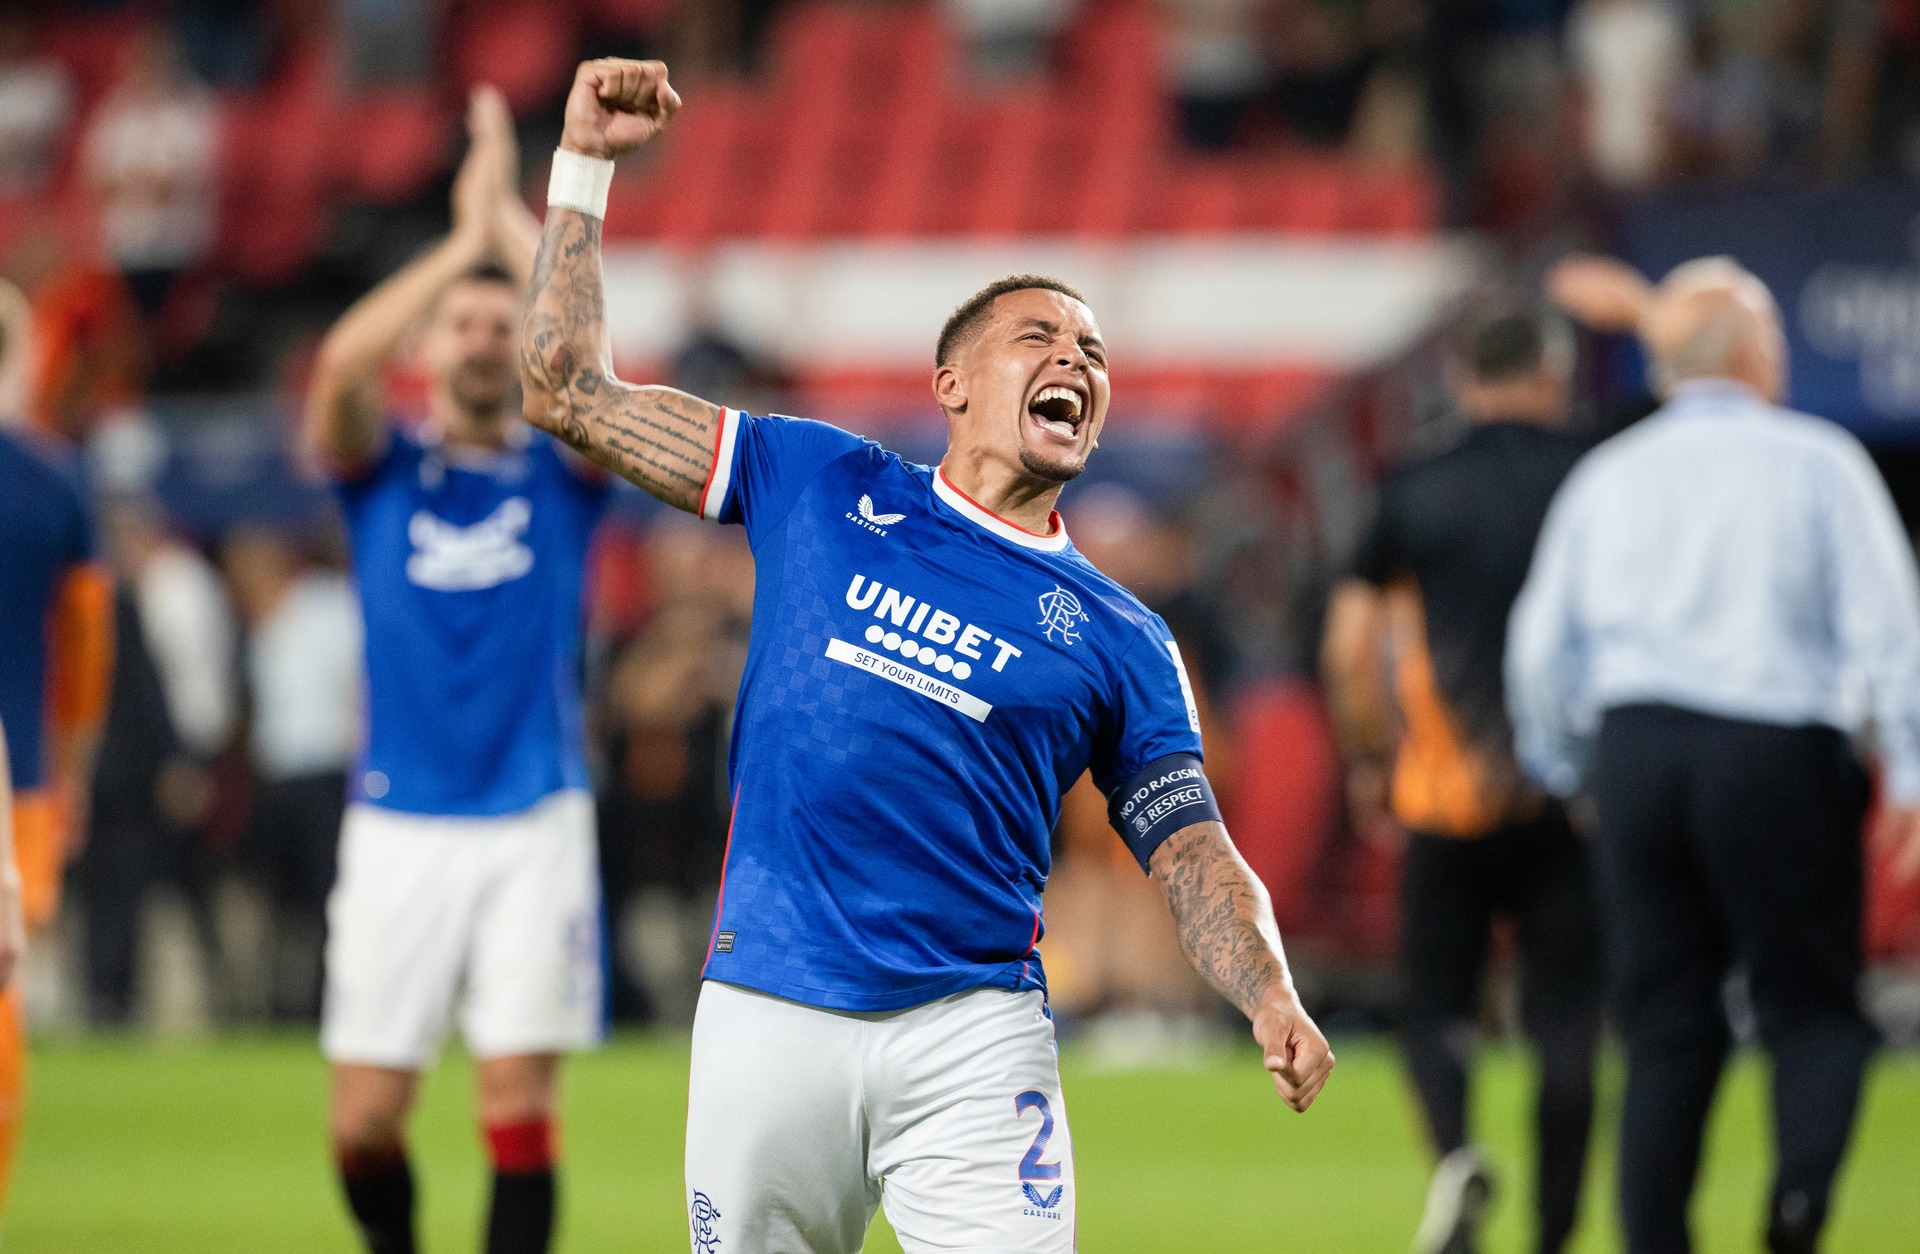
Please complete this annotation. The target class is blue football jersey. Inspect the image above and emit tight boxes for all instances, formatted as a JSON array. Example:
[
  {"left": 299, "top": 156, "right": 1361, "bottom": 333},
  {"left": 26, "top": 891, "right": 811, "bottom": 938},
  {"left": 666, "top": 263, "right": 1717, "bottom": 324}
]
[
  {"left": 0, "top": 428, "right": 94, "bottom": 791},
  {"left": 698, "top": 409, "right": 1208, "bottom": 1012},
  {"left": 334, "top": 429, "right": 607, "bottom": 816}
]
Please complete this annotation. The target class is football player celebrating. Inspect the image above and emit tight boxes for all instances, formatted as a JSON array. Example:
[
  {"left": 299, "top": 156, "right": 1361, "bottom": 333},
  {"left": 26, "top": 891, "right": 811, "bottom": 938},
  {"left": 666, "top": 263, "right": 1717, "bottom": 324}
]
[
  {"left": 523, "top": 59, "right": 1334, "bottom": 1252},
  {"left": 307, "top": 87, "right": 608, "bottom": 1254}
]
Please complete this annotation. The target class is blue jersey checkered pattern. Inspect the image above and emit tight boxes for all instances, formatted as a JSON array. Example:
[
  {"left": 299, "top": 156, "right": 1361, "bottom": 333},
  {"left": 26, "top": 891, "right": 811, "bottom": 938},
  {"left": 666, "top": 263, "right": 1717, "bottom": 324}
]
[
  {"left": 700, "top": 411, "right": 1205, "bottom": 1012},
  {"left": 334, "top": 430, "right": 607, "bottom": 817}
]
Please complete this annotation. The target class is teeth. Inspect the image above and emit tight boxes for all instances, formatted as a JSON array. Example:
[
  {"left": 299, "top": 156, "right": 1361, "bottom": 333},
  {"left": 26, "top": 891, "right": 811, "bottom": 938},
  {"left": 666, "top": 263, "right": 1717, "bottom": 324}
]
[{"left": 1033, "top": 386, "right": 1082, "bottom": 419}]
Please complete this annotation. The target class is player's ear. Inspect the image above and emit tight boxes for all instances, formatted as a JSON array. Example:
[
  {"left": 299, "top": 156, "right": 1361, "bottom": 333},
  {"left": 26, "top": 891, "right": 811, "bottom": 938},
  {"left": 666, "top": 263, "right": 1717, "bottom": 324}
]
[{"left": 932, "top": 362, "right": 967, "bottom": 416}]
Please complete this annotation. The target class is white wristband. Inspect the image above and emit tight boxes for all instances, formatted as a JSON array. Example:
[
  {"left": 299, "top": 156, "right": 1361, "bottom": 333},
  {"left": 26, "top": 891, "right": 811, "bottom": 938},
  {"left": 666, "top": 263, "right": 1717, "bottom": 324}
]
[{"left": 547, "top": 148, "right": 615, "bottom": 219}]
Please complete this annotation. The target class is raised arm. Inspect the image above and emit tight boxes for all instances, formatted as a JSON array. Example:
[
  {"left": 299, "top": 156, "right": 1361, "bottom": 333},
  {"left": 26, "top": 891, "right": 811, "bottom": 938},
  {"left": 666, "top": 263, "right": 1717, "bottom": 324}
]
[
  {"left": 1149, "top": 821, "right": 1334, "bottom": 1111},
  {"left": 304, "top": 85, "right": 526, "bottom": 468},
  {"left": 519, "top": 60, "right": 725, "bottom": 513},
  {"left": 473, "top": 85, "right": 542, "bottom": 288}
]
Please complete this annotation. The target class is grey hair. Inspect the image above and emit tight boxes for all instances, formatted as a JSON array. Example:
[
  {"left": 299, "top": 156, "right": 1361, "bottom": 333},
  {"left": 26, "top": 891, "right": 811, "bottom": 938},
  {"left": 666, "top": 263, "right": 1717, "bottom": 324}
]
[{"left": 1649, "top": 256, "right": 1777, "bottom": 392}]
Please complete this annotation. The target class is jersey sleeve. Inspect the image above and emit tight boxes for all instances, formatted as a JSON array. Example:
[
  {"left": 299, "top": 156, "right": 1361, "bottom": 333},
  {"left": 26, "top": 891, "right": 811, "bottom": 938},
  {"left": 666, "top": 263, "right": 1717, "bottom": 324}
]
[
  {"left": 330, "top": 430, "right": 414, "bottom": 511},
  {"left": 698, "top": 409, "right": 869, "bottom": 539},
  {"left": 1091, "top": 623, "right": 1215, "bottom": 870}
]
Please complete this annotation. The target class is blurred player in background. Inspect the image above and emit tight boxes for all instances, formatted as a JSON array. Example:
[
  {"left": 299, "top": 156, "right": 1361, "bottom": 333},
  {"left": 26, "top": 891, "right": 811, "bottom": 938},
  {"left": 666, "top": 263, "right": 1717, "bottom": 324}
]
[
  {"left": 305, "top": 87, "right": 607, "bottom": 1254},
  {"left": 1323, "top": 305, "right": 1601, "bottom": 1254},
  {"left": 0, "top": 719, "right": 25, "bottom": 1017},
  {"left": 1510, "top": 259, "right": 1920, "bottom": 1254},
  {"left": 521, "top": 59, "right": 1333, "bottom": 1251},
  {"left": 0, "top": 283, "right": 113, "bottom": 1210}
]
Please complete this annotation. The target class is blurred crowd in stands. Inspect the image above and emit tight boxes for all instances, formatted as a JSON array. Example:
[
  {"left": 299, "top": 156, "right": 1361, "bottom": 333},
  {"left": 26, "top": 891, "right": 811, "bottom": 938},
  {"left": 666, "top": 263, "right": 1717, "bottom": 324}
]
[
  {"left": 7, "top": 0, "right": 1920, "bottom": 1040},
  {"left": 2, "top": 0, "right": 1916, "bottom": 403}
]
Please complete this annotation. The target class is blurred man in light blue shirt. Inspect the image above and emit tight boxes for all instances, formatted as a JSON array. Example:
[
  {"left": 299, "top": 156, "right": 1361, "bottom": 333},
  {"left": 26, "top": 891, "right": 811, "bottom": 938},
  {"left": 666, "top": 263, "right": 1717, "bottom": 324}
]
[{"left": 1508, "top": 257, "right": 1920, "bottom": 1254}]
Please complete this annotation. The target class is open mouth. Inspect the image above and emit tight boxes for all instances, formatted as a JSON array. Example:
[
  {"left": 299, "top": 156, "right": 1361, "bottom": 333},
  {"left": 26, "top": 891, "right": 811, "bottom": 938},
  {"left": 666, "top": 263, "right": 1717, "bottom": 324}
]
[{"left": 1027, "top": 385, "right": 1085, "bottom": 443}]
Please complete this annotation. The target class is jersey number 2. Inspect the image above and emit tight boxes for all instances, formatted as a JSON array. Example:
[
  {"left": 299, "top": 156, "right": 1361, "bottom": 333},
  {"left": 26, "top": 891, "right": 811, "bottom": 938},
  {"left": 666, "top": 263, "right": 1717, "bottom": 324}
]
[{"left": 1014, "top": 1090, "right": 1061, "bottom": 1181}]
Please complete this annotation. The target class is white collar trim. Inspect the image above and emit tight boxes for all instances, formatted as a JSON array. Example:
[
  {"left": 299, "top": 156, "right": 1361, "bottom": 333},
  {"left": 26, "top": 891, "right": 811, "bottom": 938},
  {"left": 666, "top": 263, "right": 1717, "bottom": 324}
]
[{"left": 932, "top": 465, "right": 1071, "bottom": 552}]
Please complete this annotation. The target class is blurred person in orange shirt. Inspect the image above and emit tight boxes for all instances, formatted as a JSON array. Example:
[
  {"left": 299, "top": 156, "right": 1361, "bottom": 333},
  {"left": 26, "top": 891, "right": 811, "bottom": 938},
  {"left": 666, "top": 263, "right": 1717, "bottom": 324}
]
[
  {"left": 6, "top": 218, "right": 148, "bottom": 444},
  {"left": 0, "top": 289, "right": 113, "bottom": 1207},
  {"left": 1323, "top": 304, "right": 1601, "bottom": 1254}
]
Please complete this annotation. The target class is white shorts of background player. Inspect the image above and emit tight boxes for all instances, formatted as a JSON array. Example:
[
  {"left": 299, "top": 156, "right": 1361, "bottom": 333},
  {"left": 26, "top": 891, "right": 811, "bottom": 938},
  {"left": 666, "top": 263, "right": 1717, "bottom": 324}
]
[
  {"left": 686, "top": 980, "right": 1076, "bottom": 1254},
  {"left": 321, "top": 790, "right": 604, "bottom": 1067}
]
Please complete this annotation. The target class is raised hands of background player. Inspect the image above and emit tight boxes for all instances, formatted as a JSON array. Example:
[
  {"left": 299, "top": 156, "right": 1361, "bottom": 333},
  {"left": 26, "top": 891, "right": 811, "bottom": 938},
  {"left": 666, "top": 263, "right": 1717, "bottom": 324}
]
[
  {"left": 450, "top": 88, "right": 506, "bottom": 249},
  {"left": 1253, "top": 994, "right": 1336, "bottom": 1113},
  {"left": 560, "top": 59, "right": 680, "bottom": 161},
  {"left": 1546, "top": 253, "right": 1654, "bottom": 335}
]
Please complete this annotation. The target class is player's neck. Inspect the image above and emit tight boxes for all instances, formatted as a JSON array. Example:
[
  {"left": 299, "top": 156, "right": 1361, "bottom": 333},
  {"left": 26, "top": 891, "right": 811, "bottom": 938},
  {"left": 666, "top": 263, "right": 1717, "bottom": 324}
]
[
  {"left": 937, "top": 450, "right": 1063, "bottom": 537},
  {"left": 429, "top": 398, "right": 513, "bottom": 451}
]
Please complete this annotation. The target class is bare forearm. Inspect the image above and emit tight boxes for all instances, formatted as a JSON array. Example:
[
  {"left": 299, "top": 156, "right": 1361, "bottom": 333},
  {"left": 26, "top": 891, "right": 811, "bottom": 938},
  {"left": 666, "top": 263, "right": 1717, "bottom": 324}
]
[
  {"left": 307, "top": 231, "right": 486, "bottom": 461},
  {"left": 496, "top": 193, "right": 543, "bottom": 288},
  {"left": 521, "top": 208, "right": 719, "bottom": 509},
  {"left": 1150, "top": 821, "right": 1293, "bottom": 1019},
  {"left": 319, "top": 231, "right": 486, "bottom": 391}
]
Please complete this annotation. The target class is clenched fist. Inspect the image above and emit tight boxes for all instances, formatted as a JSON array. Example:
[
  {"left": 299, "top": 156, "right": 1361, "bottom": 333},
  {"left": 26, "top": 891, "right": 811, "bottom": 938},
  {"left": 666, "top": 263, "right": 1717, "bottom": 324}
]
[{"left": 560, "top": 59, "right": 681, "bottom": 161}]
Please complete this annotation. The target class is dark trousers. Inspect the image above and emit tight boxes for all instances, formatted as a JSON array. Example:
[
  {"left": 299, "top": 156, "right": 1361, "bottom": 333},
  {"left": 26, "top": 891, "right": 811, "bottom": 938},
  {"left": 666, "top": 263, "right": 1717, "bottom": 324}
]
[
  {"left": 243, "top": 772, "right": 346, "bottom": 1021},
  {"left": 1398, "top": 803, "right": 1602, "bottom": 1254},
  {"left": 80, "top": 812, "right": 220, "bottom": 1026},
  {"left": 1588, "top": 705, "right": 1876, "bottom": 1254}
]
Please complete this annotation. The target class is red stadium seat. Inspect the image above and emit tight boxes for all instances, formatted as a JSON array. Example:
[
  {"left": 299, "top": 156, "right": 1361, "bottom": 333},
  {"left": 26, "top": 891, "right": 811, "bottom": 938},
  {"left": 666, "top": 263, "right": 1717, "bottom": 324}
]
[
  {"left": 580, "top": 0, "right": 684, "bottom": 35},
  {"left": 448, "top": 0, "right": 579, "bottom": 114},
  {"left": 333, "top": 89, "right": 452, "bottom": 206},
  {"left": 967, "top": 92, "right": 1049, "bottom": 236},
  {"left": 755, "top": 7, "right": 865, "bottom": 238},
  {"left": 216, "top": 54, "right": 335, "bottom": 286},
  {"left": 627, "top": 86, "right": 751, "bottom": 243},
  {"left": 1355, "top": 169, "right": 1439, "bottom": 236},
  {"left": 1163, "top": 161, "right": 1243, "bottom": 234},
  {"left": 858, "top": 10, "right": 951, "bottom": 236}
]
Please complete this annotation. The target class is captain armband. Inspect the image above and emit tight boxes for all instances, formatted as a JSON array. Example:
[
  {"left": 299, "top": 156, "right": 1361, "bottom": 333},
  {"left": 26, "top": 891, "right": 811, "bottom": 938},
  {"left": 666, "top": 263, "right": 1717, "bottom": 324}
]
[{"left": 1107, "top": 753, "right": 1221, "bottom": 872}]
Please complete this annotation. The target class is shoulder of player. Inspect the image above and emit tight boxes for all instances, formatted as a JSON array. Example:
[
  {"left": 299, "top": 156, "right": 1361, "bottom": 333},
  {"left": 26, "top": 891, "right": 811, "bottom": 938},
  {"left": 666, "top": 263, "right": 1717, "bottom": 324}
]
[
  {"left": 1374, "top": 432, "right": 1481, "bottom": 503},
  {"left": 743, "top": 411, "right": 877, "bottom": 457},
  {"left": 0, "top": 424, "right": 85, "bottom": 495},
  {"left": 1049, "top": 551, "right": 1166, "bottom": 644},
  {"left": 330, "top": 422, "right": 420, "bottom": 487}
]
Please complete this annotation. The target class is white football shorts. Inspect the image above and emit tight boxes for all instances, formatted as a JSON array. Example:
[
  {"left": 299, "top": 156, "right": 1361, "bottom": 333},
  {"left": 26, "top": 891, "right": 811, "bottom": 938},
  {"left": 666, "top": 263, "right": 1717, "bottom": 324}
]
[
  {"left": 685, "top": 979, "right": 1075, "bottom": 1254},
  {"left": 321, "top": 790, "right": 604, "bottom": 1068}
]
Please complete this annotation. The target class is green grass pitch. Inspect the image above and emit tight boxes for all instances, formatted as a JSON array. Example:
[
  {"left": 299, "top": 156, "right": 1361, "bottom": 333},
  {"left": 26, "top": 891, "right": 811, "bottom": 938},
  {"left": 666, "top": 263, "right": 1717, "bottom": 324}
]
[{"left": 9, "top": 1034, "right": 1918, "bottom": 1251}]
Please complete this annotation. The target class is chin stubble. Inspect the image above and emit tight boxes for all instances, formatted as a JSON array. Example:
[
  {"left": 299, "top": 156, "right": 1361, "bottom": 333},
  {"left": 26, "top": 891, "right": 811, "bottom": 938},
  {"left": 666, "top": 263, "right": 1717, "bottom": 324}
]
[{"left": 1019, "top": 446, "right": 1085, "bottom": 484}]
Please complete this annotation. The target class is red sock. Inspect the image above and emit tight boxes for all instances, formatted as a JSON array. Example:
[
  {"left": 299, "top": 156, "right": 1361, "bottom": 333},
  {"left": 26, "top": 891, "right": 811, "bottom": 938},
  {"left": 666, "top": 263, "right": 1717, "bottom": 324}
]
[
  {"left": 485, "top": 1119, "right": 556, "bottom": 1254},
  {"left": 485, "top": 1117, "right": 556, "bottom": 1175}
]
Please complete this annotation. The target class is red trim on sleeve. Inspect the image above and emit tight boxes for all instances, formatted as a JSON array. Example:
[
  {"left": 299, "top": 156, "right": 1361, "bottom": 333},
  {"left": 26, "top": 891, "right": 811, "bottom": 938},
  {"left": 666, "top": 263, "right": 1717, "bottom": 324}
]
[{"left": 696, "top": 409, "right": 729, "bottom": 519}]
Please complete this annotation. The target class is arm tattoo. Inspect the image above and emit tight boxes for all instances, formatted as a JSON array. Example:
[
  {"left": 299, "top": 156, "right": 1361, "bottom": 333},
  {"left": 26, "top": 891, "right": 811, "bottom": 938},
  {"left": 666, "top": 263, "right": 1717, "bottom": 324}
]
[
  {"left": 1150, "top": 822, "right": 1291, "bottom": 1019},
  {"left": 520, "top": 207, "right": 721, "bottom": 513}
]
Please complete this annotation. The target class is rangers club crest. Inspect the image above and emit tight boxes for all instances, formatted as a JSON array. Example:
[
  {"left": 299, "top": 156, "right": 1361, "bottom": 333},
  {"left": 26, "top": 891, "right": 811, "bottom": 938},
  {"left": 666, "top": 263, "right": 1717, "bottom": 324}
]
[
  {"left": 1036, "top": 585, "right": 1088, "bottom": 646},
  {"left": 690, "top": 1191, "right": 722, "bottom": 1253}
]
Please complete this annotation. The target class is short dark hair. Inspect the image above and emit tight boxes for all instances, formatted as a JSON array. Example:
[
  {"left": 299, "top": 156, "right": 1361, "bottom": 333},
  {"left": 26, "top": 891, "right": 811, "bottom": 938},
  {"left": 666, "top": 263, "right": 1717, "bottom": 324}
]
[
  {"left": 431, "top": 262, "right": 519, "bottom": 319},
  {"left": 459, "top": 262, "right": 517, "bottom": 290},
  {"left": 936, "top": 274, "right": 1087, "bottom": 366},
  {"left": 1457, "top": 306, "right": 1559, "bottom": 384}
]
